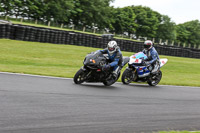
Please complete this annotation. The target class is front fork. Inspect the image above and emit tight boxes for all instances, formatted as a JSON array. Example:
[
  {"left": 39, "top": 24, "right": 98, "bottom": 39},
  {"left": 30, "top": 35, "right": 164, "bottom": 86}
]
[
  {"left": 81, "top": 66, "right": 86, "bottom": 71},
  {"left": 81, "top": 66, "right": 92, "bottom": 79},
  {"left": 126, "top": 67, "right": 137, "bottom": 81}
]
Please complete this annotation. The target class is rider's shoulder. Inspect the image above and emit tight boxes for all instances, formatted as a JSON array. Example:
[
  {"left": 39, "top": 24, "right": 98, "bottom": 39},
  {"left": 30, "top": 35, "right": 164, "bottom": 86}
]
[
  {"left": 150, "top": 47, "right": 156, "bottom": 51},
  {"left": 116, "top": 47, "right": 121, "bottom": 53},
  {"left": 151, "top": 47, "right": 158, "bottom": 54}
]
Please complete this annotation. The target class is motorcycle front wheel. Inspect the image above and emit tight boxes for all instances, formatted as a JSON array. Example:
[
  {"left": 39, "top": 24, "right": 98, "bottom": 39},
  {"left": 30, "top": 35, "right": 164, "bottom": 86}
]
[
  {"left": 147, "top": 70, "right": 162, "bottom": 86},
  {"left": 121, "top": 69, "right": 133, "bottom": 85},
  {"left": 73, "top": 69, "right": 87, "bottom": 84}
]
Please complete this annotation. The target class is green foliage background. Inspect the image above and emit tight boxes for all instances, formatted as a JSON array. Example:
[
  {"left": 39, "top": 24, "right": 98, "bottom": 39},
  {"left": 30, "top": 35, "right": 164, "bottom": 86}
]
[{"left": 1, "top": 0, "right": 200, "bottom": 47}]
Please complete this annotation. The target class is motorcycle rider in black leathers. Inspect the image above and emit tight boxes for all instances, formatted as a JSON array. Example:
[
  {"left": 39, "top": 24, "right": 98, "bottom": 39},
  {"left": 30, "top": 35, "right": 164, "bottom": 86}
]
[
  {"left": 99, "top": 40, "right": 123, "bottom": 79},
  {"left": 142, "top": 40, "right": 160, "bottom": 73}
]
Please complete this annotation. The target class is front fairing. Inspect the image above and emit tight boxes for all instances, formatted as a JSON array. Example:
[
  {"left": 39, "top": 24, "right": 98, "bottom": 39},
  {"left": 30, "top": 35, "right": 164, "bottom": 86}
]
[
  {"left": 129, "top": 52, "right": 147, "bottom": 65},
  {"left": 83, "top": 51, "right": 106, "bottom": 69},
  {"left": 128, "top": 52, "right": 150, "bottom": 78}
]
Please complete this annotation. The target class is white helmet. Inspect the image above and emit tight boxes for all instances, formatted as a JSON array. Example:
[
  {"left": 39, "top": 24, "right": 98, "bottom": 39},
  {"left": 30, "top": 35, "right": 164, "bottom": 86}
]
[
  {"left": 144, "top": 40, "right": 153, "bottom": 50},
  {"left": 107, "top": 41, "right": 117, "bottom": 54}
]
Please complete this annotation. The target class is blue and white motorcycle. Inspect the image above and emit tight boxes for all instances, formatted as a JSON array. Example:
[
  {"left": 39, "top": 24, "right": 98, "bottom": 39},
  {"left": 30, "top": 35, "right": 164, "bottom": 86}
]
[{"left": 121, "top": 52, "right": 168, "bottom": 86}]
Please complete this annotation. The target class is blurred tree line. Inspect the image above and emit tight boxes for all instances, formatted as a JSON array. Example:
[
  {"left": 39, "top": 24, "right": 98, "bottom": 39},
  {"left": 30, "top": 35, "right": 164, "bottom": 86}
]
[{"left": 0, "top": 0, "right": 200, "bottom": 47}]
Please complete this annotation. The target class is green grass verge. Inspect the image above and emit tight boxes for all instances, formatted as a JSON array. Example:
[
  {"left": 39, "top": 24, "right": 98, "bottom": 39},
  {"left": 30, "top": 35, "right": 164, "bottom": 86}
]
[{"left": 0, "top": 39, "right": 200, "bottom": 87}]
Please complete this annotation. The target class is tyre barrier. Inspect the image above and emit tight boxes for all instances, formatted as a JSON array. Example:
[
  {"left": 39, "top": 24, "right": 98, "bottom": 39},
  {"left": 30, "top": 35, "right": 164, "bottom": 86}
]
[{"left": 0, "top": 23, "right": 199, "bottom": 59}]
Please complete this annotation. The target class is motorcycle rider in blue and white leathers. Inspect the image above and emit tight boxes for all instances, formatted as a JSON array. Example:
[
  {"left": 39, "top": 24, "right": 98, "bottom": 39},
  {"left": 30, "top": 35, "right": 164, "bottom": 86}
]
[
  {"left": 99, "top": 41, "right": 123, "bottom": 79},
  {"left": 142, "top": 40, "right": 160, "bottom": 73}
]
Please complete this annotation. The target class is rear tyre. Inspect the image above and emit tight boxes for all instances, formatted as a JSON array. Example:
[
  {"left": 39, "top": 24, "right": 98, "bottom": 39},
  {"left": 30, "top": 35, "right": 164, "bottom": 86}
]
[
  {"left": 73, "top": 69, "right": 87, "bottom": 84},
  {"left": 121, "top": 69, "right": 133, "bottom": 85},
  {"left": 103, "top": 81, "right": 113, "bottom": 86},
  {"left": 103, "top": 73, "right": 119, "bottom": 86},
  {"left": 103, "top": 78, "right": 116, "bottom": 86},
  {"left": 147, "top": 70, "right": 162, "bottom": 86}
]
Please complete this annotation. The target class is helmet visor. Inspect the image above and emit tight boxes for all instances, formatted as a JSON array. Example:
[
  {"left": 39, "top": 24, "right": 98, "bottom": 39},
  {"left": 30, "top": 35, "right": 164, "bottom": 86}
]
[
  {"left": 108, "top": 47, "right": 115, "bottom": 51},
  {"left": 144, "top": 44, "right": 151, "bottom": 49}
]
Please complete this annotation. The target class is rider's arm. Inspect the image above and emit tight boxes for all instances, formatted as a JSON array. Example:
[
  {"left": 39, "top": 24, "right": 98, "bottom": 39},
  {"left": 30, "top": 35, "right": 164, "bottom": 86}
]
[
  {"left": 109, "top": 58, "right": 119, "bottom": 67},
  {"left": 99, "top": 49, "right": 107, "bottom": 54},
  {"left": 149, "top": 50, "right": 158, "bottom": 64},
  {"left": 142, "top": 49, "right": 146, "bottom": 54}
]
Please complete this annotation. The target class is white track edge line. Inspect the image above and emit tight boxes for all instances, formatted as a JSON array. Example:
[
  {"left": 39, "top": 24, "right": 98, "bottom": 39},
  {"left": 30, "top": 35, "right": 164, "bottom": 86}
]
[
  {"left": 0, "top": 71, "right": 71, "bottom": 80},
  {"left": 0, "top": 71, "right": 199, "bottom": 88}
]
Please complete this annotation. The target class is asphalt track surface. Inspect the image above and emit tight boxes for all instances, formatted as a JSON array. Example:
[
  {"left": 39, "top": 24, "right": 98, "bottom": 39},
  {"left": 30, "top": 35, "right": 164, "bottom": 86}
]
[{"left": 0, "top": 72, "right": 200, "bottom": 133}]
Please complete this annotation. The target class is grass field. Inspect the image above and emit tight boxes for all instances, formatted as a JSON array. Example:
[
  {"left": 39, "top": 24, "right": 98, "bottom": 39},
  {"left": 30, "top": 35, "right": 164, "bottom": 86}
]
[{"left": 0, "top": 39, "right": 200, "bottom": 87}]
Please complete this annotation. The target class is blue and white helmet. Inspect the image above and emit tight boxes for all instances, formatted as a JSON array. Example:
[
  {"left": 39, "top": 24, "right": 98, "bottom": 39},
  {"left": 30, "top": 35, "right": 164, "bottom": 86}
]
[{"left": 107, "top": 41, "right": 117, "bottom": 54}]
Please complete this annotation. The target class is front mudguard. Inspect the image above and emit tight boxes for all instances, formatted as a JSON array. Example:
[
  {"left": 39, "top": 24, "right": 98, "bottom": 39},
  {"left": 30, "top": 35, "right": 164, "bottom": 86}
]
[{"left": 126, "top": 67, "right": 138, "bottom": 81}]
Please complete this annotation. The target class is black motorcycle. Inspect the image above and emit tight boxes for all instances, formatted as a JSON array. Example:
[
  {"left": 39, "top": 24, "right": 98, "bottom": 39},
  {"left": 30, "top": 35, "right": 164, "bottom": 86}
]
[{"left": 74, "top": 51, "right": 129, "bottom": 86}]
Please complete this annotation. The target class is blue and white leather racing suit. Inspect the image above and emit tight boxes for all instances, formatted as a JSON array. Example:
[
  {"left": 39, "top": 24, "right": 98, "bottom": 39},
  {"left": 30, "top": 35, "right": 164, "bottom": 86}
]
[
  {"left": 99, "top": 47, "right": 122, "bottom": 71},
  {"left": 142, "top": 47, "right": 160, "bottom": 72}
]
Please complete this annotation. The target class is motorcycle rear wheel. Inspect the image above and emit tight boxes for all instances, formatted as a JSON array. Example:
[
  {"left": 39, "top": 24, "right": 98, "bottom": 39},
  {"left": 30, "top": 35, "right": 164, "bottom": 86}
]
[
  {"left": 73, "top": 69, "right": 86, "bottom": 84},
  {"left": 103, "top": 80, "right": 115, "bottom": 86},
  {"left": 103, "top": 73, "right": 119, "bottom": 86},
  {"left": 147, "top": 70, "right": 162, "bottom": 86}
]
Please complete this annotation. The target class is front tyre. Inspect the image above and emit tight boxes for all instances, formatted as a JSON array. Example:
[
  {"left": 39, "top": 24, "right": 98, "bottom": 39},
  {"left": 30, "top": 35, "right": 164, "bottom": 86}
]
[
  {"left": 121, "top": 69, "right": 133, "bottom": 85},
  {"left": 147, "top": 70, "right": 162, "bottom": 86},
  {"left": 73, "top": 69, "right": 87, "bottom": 84}
]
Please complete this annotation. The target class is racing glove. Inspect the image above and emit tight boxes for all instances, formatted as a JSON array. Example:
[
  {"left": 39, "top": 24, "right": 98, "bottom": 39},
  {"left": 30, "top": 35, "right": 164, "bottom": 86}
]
[
  {"left": 143, "top": 61, "right": 150, "bottom": 66},
  {"left": 102, "top": 64, "right": 111, "bottom": 71}
]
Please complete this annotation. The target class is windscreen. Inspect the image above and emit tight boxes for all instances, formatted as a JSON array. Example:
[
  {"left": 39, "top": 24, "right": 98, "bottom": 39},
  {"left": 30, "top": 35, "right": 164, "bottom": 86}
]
[{"left": 133, "top": 52, "right": 147, "bottom": 60}]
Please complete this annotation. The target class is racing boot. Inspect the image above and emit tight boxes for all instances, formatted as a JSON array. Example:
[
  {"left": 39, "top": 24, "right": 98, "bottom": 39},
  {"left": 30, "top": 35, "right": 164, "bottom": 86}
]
[
  {"left": 112, "top": 66, "right": 120, "bottom": 81},
  {"left": 151, "top": 62, "right": 160, "bottom": 74}
]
